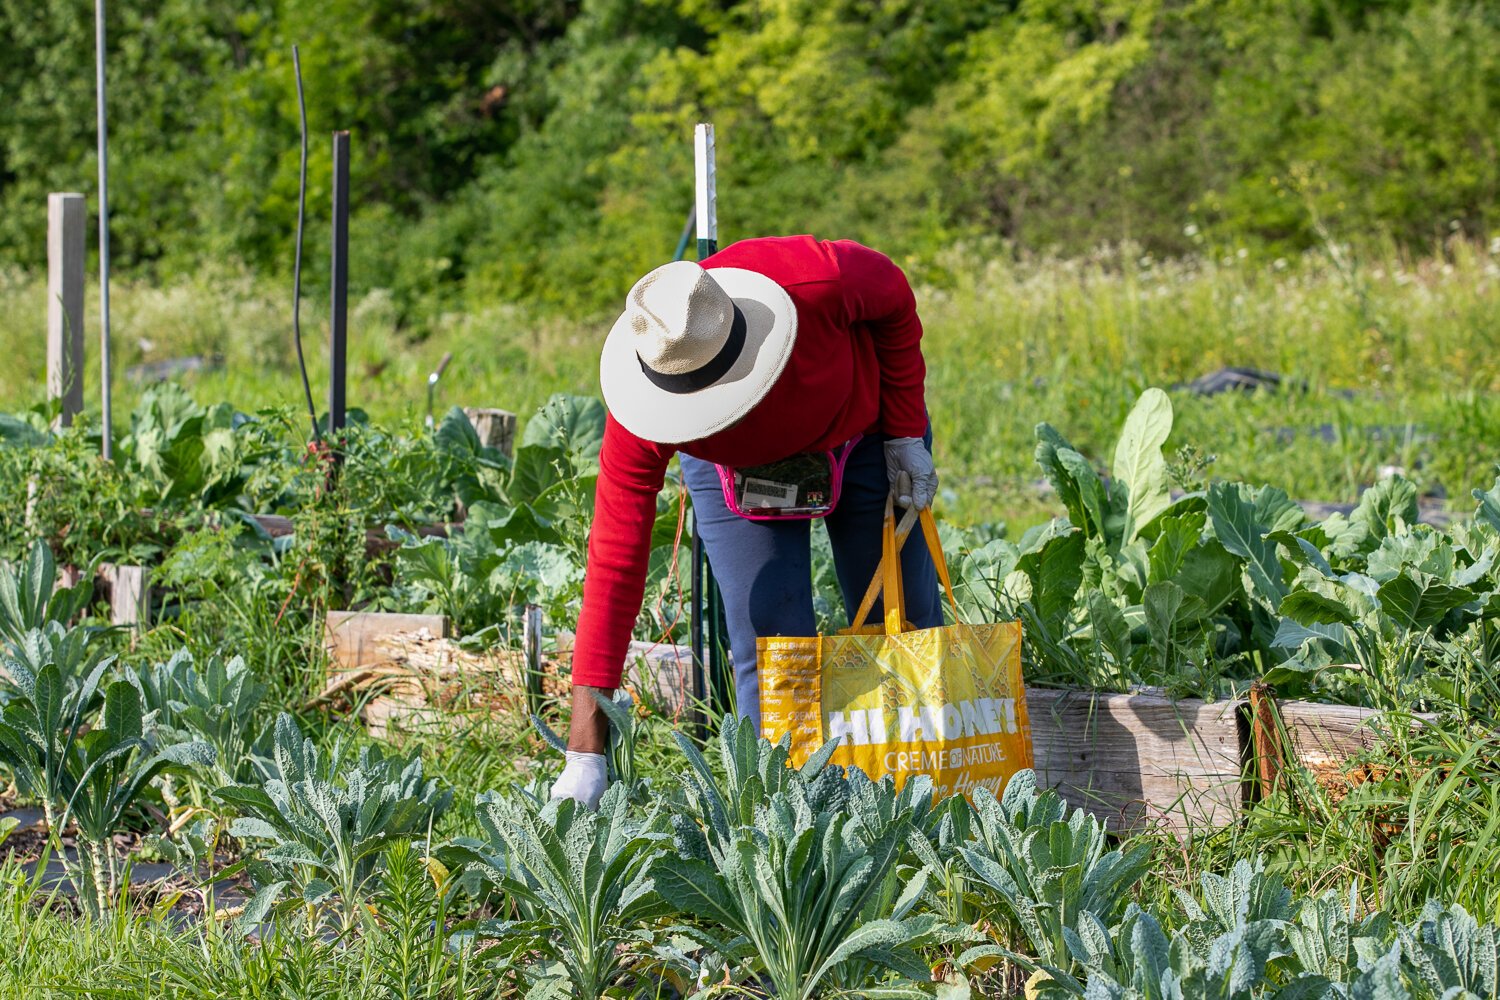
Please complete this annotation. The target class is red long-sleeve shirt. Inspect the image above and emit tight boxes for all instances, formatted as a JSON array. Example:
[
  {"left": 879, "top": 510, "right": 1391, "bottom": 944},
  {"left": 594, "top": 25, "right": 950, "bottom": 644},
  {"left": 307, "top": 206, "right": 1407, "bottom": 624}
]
[{"left": 571, "top": 235, "right": 927, "bottom": 688}]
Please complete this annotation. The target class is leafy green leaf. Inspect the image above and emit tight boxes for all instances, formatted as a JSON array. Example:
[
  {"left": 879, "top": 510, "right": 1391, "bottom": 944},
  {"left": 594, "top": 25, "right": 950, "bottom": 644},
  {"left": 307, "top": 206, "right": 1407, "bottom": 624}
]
[
  {"left": 1376, "top": 574, "right": 1475, "bottom": 631},
  {"left": 1280, "top": 590, "right": 1357, "bottom": 627},
  {"left": 1036, "top": 424, "right": 1111, "bottom": 541},
  {"left": 1352, "top": 477, "right": 1420, "bottom": 544},
  {"left": 1474, "top": 476, "right": 1500, "bottom": 534},
  {"left": 1016, "top": 530, "right": 1085, "bottom": 636},
  {"left": 1208, "top": 482, "right": 1290, "bottom": 606},
  {"left": 1112, "top": 387, "right": 1174, "bottom": 543},
  {"left": 520, "top": 394, "right": 606, "bottom": 465},
  {"left": 507, "top": 445, "right": 567, "bottom": 506}
]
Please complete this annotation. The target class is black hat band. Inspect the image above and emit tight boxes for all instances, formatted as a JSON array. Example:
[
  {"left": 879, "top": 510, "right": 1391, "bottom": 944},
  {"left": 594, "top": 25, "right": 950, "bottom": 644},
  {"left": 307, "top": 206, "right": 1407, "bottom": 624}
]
[{"left": 637, "top": 304, "right": 747, "bottom": 394}]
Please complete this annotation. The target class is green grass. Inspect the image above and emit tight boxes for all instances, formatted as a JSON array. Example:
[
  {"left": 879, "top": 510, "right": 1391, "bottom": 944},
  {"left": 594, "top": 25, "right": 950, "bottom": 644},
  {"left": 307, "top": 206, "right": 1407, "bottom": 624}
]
[{"left": 4, "top": 239, "right": 1498, "bottom": 529}]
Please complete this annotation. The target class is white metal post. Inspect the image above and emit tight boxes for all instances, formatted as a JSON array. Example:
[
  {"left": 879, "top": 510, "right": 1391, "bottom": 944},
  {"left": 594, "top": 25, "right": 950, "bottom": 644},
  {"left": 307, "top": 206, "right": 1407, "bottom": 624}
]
[{"left": 694, "top": 123, "right": 717, "bottom": 259}]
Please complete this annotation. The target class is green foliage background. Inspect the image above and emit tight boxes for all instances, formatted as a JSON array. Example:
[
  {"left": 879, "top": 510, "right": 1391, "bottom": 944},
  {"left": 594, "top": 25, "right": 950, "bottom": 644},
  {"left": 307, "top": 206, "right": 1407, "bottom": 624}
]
[{"left": 2, "top": 0, "right": 1498, "bottom": 319}]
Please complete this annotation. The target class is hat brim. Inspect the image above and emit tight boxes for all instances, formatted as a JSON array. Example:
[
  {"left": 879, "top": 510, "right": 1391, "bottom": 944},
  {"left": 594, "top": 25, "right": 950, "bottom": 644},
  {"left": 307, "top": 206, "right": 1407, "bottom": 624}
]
[{"left": 600, "top": 267, "right": 798, "bottom": 444}]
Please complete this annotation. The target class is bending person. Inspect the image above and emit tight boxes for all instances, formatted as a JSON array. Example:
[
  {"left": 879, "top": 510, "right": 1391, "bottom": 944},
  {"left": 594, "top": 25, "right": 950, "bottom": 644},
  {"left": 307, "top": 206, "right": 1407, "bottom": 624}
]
[{"left": 552, "top": 235, "right": 939, "bottom": 808}]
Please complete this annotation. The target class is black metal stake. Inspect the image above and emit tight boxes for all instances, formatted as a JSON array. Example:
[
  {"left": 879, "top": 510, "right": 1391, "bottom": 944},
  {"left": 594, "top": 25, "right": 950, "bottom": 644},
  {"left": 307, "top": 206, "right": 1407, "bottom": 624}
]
[
  {"left": 328, "top": 130, "right": 350, "bottom": 438},
  {"left": 690, "top": 521, "right": 708, "bottom": 742}
]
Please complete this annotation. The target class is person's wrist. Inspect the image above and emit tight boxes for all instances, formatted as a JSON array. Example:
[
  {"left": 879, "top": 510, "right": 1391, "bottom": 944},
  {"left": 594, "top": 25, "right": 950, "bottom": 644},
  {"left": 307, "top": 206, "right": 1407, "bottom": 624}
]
[{"left": 567, "top": 685, "right": 614, "bottom": 754}]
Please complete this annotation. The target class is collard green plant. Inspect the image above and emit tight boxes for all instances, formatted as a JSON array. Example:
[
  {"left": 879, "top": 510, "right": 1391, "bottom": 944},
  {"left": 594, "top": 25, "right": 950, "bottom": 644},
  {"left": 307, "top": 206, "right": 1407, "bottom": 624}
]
[
  {"left": 1399, "top": 901, "right": 1499, "bottom": 1000},
  {"left": 1286, "top": 888, "right": 1397, "bottom": 987},
  {"left": 149, "top": 814, "right": 222, "bottom": 881},
  {"left": 910, "top": 792, "right": 979, "bottom": 928},
  {"left": 130, "top": 650, "right": 269, "bottom": 787},
  {"left": 118, "top": 384, "right": 269, "bottom": 507},
  {"left": 0, "top": 540, "right": 92, "bottom": 650},
  {"left": 1019, "top": 390, "right": 1263, "bottom": 696},
  {"left": 394, "top": 395, "right": 687, "bottom": 637},
  {"left": 431, "top": 406, "right": 513, "bottom": 512},
  {"left": 1046, "top": 904, "right": 1293, "bottom": 1000},
  {"left": 0, "top": 624, "right": 213, "bottom": 916},
  {"left": 957, "top": 770, "right": 1151, "bottom": 976},
  {"left": 66, "top": 681, "right": 215, "bottom": 916},
  {"left": 947, "top": 388, "right": 1500, "bottom": 705},
  {"left": 656, "top": 718, "right": 957, "bottom": 1000},
  {"left": 668, "top": 712, "right": 847, "bottom": 864},
  {"left": 215, "top": 713, "right": 451, "bottom": 933},
  {"left": 444, "top": 783, "right": 667, "bottom": 996},
  {"left": 1175, "top": 858, "right": 1295, "bottom": 941},
  {"left": 1029, "top": 882, "right": 1500, "bottom": 1000}
]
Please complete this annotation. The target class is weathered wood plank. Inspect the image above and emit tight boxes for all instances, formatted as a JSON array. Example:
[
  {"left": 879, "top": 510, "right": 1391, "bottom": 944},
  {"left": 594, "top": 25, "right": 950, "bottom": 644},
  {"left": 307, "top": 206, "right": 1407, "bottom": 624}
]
[
  {"left": 322, "top": 611, "right": 578, "bottom": 734},
  {"left": 99, "top": 564, "right": 151, "bottom": 627},
  {"left": 1274, "top": 700, "right": 1433, "bottom": 783},
  {"left": 622, "top": 641, "right": 694, "bottom": 717},
  {"left": 463, "top": 407, "right": 517, "bottom": 457},
  {"left": 1026, "top": 688, "right": 1245, "bottom": 836},
  {"left": 324, "top": 611, "right": 451, "bottom": 678},
  {"left": 364, "top": 696, "right": 456, "bottom": 742}
]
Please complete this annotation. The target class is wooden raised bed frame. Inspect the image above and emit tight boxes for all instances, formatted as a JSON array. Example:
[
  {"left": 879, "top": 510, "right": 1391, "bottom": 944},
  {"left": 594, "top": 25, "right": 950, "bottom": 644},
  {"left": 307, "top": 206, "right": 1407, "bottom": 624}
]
[{"left": 322, "top": 610, "right": 1402, "bottom": 837}]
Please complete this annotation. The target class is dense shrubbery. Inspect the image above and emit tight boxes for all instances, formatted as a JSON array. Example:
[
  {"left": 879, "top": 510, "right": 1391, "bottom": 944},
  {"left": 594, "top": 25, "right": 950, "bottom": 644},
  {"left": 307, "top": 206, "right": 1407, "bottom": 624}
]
[{"left": 2, "top": 0, "right": 1498, "bottom": 319}]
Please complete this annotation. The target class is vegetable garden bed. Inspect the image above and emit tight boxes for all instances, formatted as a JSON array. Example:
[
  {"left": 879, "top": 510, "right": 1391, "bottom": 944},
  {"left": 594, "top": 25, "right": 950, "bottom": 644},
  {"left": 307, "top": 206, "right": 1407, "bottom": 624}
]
[{"left": 318, "top": 610, "right": 1420, "bottom": 840}]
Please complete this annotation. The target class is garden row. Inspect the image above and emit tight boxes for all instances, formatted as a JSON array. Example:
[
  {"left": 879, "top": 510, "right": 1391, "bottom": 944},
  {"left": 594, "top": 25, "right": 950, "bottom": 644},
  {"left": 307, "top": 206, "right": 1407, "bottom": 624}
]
[
  {"left": 327, "top": 607, "right": 1397, "bottom": 839},
  {"left": 6, "top": 386, "right": 1499, "bottom": 837},
  {"left": 0, "top": 547, "right": 1493, "bottom": 998},
  {"left": 11, "top": 384, "right": 1496, "bottom": 706}
]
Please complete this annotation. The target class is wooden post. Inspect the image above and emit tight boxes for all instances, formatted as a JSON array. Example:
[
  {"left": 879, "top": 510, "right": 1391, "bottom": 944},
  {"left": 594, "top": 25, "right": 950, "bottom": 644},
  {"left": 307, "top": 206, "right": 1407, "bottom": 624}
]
[
  {"left": 1248, "top": 681, "right": 1282, "bottom": 799},
  {"left": 104, "top": 565, "right": 150, "bottom": 627},
  {"left": 462, "top": 407, "right": 517, "bottom": 457},
  {"left": 47, "top": 194, "right": 86, "bottom": 428}
]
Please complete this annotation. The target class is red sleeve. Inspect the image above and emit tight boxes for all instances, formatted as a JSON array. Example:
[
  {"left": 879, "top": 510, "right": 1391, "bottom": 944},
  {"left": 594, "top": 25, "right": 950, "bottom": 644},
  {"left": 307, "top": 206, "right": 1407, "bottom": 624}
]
[
  {"left": 570, "top": 414, "right": 675, "bottom": 689},
  {"left": 831, "top": 240, "right": 927, "bottom": 437}
]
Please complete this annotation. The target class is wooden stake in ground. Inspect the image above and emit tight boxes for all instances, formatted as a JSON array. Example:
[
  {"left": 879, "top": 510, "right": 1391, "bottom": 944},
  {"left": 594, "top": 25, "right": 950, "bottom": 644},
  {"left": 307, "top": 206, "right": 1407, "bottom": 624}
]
[
  {"left": 1249, "top": 681, "right": 1283, "bottom": 799},
  {"left": 47, "top": 193, "right": 86, "bottom": 428}
]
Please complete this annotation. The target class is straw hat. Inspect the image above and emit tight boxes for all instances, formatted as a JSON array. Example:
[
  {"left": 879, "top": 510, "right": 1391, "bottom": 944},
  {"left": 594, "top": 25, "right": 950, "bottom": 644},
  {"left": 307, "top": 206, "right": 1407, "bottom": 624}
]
[{"left": 600, "top": 260, "right": 798, "bottom": 444}]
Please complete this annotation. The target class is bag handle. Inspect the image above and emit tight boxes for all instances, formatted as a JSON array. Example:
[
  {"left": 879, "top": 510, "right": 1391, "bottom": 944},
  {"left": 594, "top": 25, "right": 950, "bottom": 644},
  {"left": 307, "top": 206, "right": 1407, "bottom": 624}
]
[{"left": 847, "top": 498, "right": 961, "bottom": 635}]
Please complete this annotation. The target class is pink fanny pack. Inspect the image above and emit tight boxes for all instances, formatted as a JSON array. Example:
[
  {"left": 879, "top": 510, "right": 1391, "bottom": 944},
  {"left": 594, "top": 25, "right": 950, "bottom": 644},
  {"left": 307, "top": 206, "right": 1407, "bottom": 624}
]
[{"left": 714, "top": 436, "right": 862, "bottom": 521}]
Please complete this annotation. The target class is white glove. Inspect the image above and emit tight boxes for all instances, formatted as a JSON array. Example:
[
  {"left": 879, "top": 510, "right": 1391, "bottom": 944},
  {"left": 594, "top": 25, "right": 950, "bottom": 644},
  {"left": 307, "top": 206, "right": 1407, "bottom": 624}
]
[
  {"left": 883, "top": 437, "right": 937, "bottom": 510},
  {"left": 549, "top": 751, "right": 608, "bottom": 810}
]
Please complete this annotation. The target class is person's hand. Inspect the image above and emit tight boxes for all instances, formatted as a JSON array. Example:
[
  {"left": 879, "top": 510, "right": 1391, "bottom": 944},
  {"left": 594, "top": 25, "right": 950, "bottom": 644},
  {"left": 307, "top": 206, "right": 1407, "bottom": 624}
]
[
  {"left": 883, "top": 437, "right": 937, "bottom": 509},
  {"left": 550, "top": 750, "right": 608, "bottom": 810}
]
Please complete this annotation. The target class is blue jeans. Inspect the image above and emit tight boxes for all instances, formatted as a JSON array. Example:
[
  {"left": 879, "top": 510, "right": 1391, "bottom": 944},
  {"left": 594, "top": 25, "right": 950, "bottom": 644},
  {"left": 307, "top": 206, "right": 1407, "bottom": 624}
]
[{"left": 679, "top": 427, "right": 941, "bottom": 732}]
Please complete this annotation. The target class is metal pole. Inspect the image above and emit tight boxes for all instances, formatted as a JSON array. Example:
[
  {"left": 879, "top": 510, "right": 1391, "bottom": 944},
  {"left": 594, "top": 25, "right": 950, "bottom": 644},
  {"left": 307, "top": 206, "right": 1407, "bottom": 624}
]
[
  {"left": 523, "top": 604, "right": 543, "bottom": 720},
  {"left": 425, "top": 351, "right": 453, "bottom": 429},
  {"left": 690, "top": 521, "right": 706, "bottom": 740},
  {"left": 329, "top": 131, "right": 350, "bottom": 435},
  {"left": 691, "top": 122, "right": 729, "bottom": 726},
  {"left": 94, "top": 0, "right": 113, "bottom": 460},
  {"left": 672, "top": 205, "right": 696, "bottom": 262},
  {"left": 694, "top": 124, "right": 717, "bottom": 261}
]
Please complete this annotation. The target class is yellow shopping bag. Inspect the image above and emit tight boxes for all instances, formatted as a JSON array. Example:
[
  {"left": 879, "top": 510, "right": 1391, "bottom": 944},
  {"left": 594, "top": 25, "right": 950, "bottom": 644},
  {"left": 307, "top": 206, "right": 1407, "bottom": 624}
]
[{"left": 759, "top": 502, "right": 1032, "bottom": 801}]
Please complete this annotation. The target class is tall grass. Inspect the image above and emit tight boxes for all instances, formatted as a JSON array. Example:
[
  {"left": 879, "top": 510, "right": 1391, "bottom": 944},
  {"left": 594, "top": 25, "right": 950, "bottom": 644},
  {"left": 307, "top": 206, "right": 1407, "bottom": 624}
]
[{"left": 2, "top": 240, "right": 1497, "bottom": 527}]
